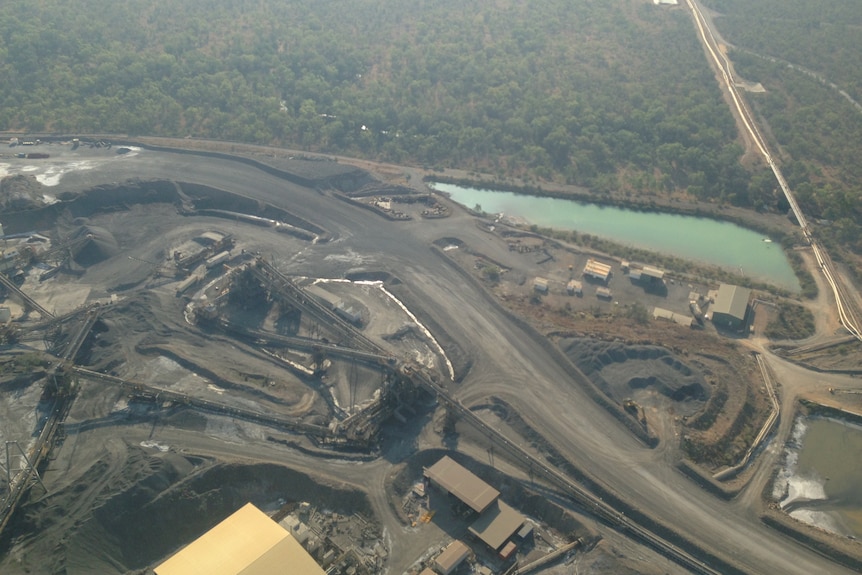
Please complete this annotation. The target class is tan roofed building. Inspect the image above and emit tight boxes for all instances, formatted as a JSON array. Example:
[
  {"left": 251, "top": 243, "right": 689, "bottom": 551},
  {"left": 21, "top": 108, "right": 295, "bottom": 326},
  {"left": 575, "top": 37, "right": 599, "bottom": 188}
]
[
  {"left": 154, "top": 503, "right": 325, "bottom": 575},
  {"left": 710, "top": 284, "right": 751, "bottom": 331},
  {"left": 583, "top": 258, "right": 612, "bottom": 282},
  {"left": 652, "top": 307, "right": 693, "bottom": 327},
  {"left": 533, "top": 277, "right": 549, "bottom": 293},
  {"left": 434, "top": 540, "right": 470, "bottom": 575},
  {"left": 639, "top": 265, "right": 665, "bottom": 285},
  {"left": 468, "top": 500, "right": 525, "bottom": 552},
  {"left": 425, "top": 456, "right": 500, "bottom": 513},
  {"left": 566, "top": 280, "right": 582, "bottom": 295}
]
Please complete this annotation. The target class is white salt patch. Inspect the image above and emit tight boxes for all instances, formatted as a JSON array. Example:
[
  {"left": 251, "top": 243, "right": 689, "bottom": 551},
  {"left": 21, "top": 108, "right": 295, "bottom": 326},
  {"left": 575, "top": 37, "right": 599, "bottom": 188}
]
[
  {"left": 789, "top": 509, "right": 842, "bottom": 535},
  {"left": 34, "top": 160, "right": 95, "bottom": 187},
  {"left": 154, "top": 356, "right": 182, "bottom": 371},
  {"left": 140, "top": 440, "right": 170, "bottom": 452},
  {"left": 781, "top": 475, "right": 826, "bottom": 508},
  {"left": 147, "top": 356, "right": 185, "bottom": 381},
  {"left": 35, "top": 169, "right": 61, "bottom": 187},
  {"left": 773, "top": 418, "right": 808, "bottom": 499},
  {"left": 116, "top": 146, "right": 142, "bottom": 158}
]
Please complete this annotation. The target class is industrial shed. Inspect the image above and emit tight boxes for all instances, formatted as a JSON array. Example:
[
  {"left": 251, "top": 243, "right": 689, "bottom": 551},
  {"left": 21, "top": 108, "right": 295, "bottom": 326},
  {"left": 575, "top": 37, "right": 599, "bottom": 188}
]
[
  {"left": 425, "top": 456, "right": 500, "bottom": 513},
  {"left": 630, "top": 265, "right": 665, "bottom": 293},
  {"left": 154, "top": 503, "right": 325, "bottom": 575},
  {"left": 434, "top": 540, "right": 470, "bottom": 575},
  {"left": 468, "top": 500, "right": 525, "bottom": 553},
  {"left": 499, "top": 541, "right": 518, "bottom": 560},
  {"left": 533, "top": 277, "right": 549, "bottom": 293},
  {"left": 653, "top": 307, "right": 693, "bottom": 327},
  {"left": 638, "top": 265, "right": 665, "bottom": 285},
  {"left": 583, "top": 259, "right": 612, "bottom": 282},
  {"left": 641, "top": 265, "right": 665, "bottom": 281},
  {"left": 710, "top": 284, "right": 752, "bottom": 331}
]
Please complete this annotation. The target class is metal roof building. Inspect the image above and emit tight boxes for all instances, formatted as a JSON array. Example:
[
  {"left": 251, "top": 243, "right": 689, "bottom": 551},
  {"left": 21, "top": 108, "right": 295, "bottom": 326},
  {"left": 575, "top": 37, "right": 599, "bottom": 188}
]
[
  {"left": 640, "top": 266, "right": 665, "bottom": 281},
  {"left": 468, "top": 500, "right": 526, "bottom": 552},
  {"left": 710, "top": 284, "right": 752, "bottom": 331},
  {"left": 154, "top": 503, "right": 325, "bottom": 575},
  {"left": 583, "top": 259, "right": 612, "bottom": 282},
  {"left": 533, "top": 277, "right": 549, "bottom": 293},
  {"left": 434, "top": 540, "right": 470, "bottom": 575},
  {"left": 424, "top": 456, "right": 500, "bottom": 513},
  {"left": 499, "top": 541, "right": 518, "bottom": 560},
  {"left": 653, "top": 307, "right": 693, "bottom": 328},
  {"left": 631, "top": 265, "right": 664, "bottom": 288}
]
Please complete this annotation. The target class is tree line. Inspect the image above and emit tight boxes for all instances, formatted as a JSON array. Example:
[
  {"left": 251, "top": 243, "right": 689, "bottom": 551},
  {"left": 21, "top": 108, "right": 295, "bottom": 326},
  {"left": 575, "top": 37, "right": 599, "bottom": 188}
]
[
  {"left": 702, "top": 0, "right": 862, "bottom": 272},
  {"left": 0, "top": 0, "right": 760, "bottom": 205}
]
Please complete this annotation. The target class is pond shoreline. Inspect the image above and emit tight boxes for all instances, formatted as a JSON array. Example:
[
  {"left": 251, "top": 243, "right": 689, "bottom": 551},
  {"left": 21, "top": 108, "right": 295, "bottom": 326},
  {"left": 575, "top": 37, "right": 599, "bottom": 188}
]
[
  {"left": 428, "top": 175, "right": 810, "bottom": 294},
  {"left": 799, "top": 399, "right": 862, "bottom": 425},
  {"left": 424, "top": 174, "right": 801, "bottom": 242},
  {"left": 766, "top": 399, "right": 862, "bottom": 560}
]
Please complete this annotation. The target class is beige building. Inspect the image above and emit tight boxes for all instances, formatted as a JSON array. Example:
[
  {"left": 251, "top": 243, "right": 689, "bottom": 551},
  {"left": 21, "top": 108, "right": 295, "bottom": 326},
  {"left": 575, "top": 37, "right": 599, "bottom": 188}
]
[
  {"left": 468, "top": 500, "right": 525, "bottom": 553},
  {"left": 154, "top": 503, "right": 325, "bottom": 575},
  {"left": 710, "top": 284, "right": 752, "bottom": 331},
  {"left": 434, "top": 540, "right": 470, "bottom": 575},
  {"left": 424, "top": 456, "right": 500, "bottom": 513},
  {"left": 583, "top": 258, "right": 612, "bottom": 282}
]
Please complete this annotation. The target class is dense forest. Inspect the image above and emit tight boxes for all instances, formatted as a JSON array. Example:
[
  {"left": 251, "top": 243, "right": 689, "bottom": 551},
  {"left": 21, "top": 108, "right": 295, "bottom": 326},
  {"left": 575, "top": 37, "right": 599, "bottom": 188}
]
[
  {"left": 3, "top": 0, "right": 858, "bottom": 268},
  {"left": 701, "top": 0, "right": 862, "bottom": 268},
  {"left": 0, "top": 0, "right": 754, "bottom": 203},
  {"left": 702, "top": 0, "right": 862, "bottom": 102}
]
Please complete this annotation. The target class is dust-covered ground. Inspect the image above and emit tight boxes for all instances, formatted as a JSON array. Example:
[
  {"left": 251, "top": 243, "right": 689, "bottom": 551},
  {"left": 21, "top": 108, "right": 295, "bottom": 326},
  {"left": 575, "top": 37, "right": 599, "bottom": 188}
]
[{"left": 0, "top": 144, "right": 858, "bottom": 575}]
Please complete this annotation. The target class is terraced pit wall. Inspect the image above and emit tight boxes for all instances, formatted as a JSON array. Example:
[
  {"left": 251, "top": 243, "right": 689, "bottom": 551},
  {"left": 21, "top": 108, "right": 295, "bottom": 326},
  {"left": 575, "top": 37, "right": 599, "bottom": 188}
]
[{"left": 430, "top": 244, "right": 657, "bottom": 446}]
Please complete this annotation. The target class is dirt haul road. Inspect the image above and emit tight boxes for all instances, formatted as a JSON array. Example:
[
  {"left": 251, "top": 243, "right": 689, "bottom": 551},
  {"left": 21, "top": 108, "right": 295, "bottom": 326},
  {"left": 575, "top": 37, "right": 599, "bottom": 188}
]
[{"left": 9, "top": 145, "right": 857, "bottom": 575}]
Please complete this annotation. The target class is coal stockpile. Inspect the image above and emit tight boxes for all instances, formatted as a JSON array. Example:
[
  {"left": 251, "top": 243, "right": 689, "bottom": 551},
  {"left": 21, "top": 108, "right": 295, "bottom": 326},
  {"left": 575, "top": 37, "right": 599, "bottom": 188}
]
[{"left": 69, "top": 225, "right": 119, "bottom": 267}]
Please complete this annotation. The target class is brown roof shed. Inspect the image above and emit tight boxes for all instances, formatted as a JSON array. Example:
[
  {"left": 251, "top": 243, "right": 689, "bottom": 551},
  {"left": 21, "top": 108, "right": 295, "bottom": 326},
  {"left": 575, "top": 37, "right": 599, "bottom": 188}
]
[
  {"left": 434, "top": 540, "right": 470, "bottom": 575},
  {"left": 424, "top": 456, "right": 500, "bottom": 513},
  {"left": 468, "top": 500, "right": 525, "bottom": 552}
]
